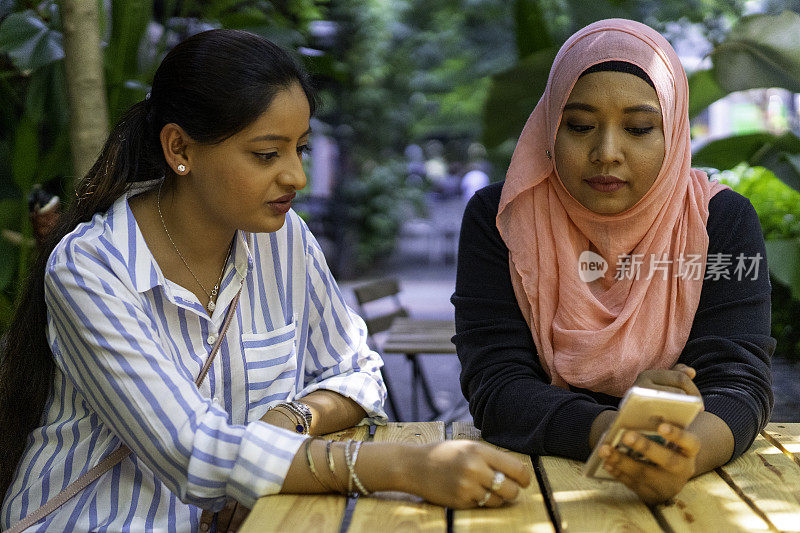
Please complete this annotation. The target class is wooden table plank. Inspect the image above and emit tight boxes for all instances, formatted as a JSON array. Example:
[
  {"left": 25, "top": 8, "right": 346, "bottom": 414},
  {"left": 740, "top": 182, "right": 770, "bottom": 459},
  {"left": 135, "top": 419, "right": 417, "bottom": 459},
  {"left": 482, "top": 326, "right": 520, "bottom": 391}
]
[
  {"left": 538, "top": 456, "right": 663, "bottom": 532},
  {"left": 451, "top": 422, "right": 555, "bottom": 533},
  {"left": 348, "top": 422, "right": 447, "bottom": 533},
  {"left": 239, "top": 426, "right": 368, "bottom": 533},
  {"left": 654, "top": 471, "right": 773, "bottom": 532},
  {"left": 718, "top": 431, "right": 800, "bottom": 532},
  {"left": 764, "top": 422, "right": 800, "bottom": 469}
]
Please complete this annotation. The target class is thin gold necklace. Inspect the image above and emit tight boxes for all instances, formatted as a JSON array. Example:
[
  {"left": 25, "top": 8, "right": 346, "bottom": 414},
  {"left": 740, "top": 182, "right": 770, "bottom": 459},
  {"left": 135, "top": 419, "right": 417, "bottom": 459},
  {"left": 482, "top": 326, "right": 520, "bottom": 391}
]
[{"left": 157, "top": 179, "right": 231, "bottom": 312}]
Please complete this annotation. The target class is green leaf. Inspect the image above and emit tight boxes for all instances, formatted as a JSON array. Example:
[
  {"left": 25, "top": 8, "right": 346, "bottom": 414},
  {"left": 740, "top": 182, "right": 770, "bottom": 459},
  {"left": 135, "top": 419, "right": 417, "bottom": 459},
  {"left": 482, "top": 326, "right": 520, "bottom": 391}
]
[
  {"left": 710, "top": 11, "right": 800, "bottom": 93},
  {"left": 105, "top": 0, "right": 152, "bottom": 121},
  {"left": 0, "top": 10, "right": 64, "bottom": 72},
  {"left": 692, "top": 132, "right": 800, "bottom": 193},
  {"left": 687, "top": 69, "right": 726, "bottom": 119},
  {"left": 482, "top": 46, "right": 559, "bottom": 149},
  {"left": 765, "top": 238, "right": 800, "bottom": 300},
  {"left": 10, "top": 115, "right": 38, "bottom": 191},
  {"left": 514, "top": 0, "right": 552, "bottom": 59}
]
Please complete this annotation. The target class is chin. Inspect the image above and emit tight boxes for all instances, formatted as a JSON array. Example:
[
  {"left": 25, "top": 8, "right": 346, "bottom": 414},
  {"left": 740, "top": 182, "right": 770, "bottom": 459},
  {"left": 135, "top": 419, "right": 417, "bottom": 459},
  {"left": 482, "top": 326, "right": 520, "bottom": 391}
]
[{"left": 243, "top": 214, "right": 287, "bottom": 234}]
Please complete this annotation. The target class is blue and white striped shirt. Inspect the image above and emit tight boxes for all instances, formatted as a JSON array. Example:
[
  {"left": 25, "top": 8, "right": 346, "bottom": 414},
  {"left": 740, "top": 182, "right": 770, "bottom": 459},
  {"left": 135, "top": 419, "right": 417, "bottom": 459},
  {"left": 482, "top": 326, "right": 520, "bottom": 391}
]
[{"left": 2, "top": 180, "right": 387, "bottom": 532}]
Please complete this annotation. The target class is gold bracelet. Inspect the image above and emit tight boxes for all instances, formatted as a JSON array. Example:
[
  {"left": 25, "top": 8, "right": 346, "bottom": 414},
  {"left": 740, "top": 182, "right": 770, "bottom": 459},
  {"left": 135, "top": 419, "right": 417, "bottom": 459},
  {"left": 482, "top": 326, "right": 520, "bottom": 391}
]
[
  {"left": 305, "top": 438, "right": 328, "bottom": 490},
  {"left": 272, "top": 407, "right": 300, "bottom": 429},
  {"left": 326, "top": 440, "right": 336, "bottom": 475}
]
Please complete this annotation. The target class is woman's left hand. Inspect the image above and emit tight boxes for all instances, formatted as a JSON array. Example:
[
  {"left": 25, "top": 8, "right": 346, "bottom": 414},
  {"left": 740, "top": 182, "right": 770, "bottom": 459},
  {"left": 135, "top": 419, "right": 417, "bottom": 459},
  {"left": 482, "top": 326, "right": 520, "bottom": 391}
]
[
  {"left": 599, "top": 422, "right": 701, "bottom": 505},
  {"left": 199, "top": 500, "right": 250, "bottom": 532}
]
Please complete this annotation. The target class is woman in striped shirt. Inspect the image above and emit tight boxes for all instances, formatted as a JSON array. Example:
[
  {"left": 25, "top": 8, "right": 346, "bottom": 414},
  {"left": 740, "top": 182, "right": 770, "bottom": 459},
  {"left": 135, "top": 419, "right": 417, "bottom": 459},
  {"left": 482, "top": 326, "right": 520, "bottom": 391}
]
[{"left": 0, "top": 30, "right": 529, "bottom": 532}]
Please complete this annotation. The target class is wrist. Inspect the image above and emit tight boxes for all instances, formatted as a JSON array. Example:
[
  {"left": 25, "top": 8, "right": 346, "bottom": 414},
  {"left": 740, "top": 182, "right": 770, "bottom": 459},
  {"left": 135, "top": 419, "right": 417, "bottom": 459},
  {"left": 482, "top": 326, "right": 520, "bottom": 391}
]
[{"left": 589, "top": 409, "right": 618, "bottom": 449}]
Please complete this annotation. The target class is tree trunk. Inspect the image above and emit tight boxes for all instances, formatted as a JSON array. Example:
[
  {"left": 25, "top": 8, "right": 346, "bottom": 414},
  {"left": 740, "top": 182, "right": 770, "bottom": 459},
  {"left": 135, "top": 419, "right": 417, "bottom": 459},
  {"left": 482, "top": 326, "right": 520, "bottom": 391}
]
[{"left": 61, "top": 0, "right": 108, "bottom": 182}]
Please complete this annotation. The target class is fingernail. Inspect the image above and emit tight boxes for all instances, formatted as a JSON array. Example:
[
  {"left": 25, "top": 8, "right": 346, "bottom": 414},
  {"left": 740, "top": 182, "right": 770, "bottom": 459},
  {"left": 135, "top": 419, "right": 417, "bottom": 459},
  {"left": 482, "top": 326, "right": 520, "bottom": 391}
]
[
  {"left": 659, "top": 423, "right": 672, "bottom": 435},
  {"left": 623, "top": 432, "right": 636, "bottom": 445}
]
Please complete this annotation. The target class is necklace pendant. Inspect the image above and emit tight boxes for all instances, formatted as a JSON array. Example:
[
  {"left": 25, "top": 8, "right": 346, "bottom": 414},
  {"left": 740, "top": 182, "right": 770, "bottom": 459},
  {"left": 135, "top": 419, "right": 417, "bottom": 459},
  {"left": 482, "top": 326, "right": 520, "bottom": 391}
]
[{"left": 207, "top": 300, "right": 216, "bottom": 312}]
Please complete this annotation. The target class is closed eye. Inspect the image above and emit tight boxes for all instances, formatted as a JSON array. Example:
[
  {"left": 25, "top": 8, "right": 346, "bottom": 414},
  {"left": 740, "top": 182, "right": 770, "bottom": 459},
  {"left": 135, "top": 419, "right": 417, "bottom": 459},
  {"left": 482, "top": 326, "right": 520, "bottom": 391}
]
[
  {"left": 254, "top": 151, "right": 278, "bottom": 161},
  {"left": 626, "top": 127, "right": 654, "bottom": 136},
  {"left": 566, "top": 122, "right": 593, "bottom": 133}
]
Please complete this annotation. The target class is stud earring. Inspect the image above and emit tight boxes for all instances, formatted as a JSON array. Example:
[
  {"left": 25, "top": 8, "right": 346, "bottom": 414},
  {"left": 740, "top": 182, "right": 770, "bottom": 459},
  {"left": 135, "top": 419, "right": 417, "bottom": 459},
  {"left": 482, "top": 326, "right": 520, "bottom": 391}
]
[{"left": 177, "top": 164, "right": 186, "bottom": 173}]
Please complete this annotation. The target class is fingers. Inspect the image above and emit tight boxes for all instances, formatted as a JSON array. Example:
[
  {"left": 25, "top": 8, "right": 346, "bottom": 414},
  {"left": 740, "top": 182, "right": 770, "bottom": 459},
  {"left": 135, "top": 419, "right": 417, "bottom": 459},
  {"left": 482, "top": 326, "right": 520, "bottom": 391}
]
[
  {"left": 482, "top": 446, "right": 531, "bottom": 488},
  {"left": 659, "top": 423, "right": 701, "bottom": 457},
  {"left": 618, "top": 431, "right": 692, "bottom": 475},
  {"left": 671, "top": 364, "right": 696, "bottom": 379},
  {"left": 637, "top": 369, "right": 701, "bottom": 398}
]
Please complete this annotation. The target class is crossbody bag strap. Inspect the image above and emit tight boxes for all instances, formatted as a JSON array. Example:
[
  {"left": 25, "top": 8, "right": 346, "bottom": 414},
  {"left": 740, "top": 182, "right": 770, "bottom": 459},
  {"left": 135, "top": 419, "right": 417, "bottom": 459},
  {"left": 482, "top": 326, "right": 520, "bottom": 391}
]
[{"left": 7, "top": 287, "right": 243, "bottom": 533}]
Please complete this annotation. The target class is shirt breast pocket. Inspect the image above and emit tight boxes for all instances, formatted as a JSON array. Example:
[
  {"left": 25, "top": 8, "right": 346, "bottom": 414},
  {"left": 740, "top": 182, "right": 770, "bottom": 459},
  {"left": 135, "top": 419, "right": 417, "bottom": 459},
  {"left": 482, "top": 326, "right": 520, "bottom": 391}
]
[{"left": 241, "top": 321, "right": 297, "bottom": 422}]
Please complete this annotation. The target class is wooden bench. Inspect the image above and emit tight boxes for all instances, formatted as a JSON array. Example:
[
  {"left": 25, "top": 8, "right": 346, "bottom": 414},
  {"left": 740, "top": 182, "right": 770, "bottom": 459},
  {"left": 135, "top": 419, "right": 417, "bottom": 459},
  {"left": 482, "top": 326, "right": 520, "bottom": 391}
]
[{"left": 241, "top": 422, "right": 800, "bottom": 532}]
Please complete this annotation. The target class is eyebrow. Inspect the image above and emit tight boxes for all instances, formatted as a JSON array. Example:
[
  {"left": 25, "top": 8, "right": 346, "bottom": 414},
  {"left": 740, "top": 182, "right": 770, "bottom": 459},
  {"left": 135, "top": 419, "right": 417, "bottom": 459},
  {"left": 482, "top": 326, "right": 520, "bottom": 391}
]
[
  {"left": 248, "top": 127, "right": 312, "bottom": 143},
  {"left": 563, "top": 103, "right": 660, "bottom": 114}
]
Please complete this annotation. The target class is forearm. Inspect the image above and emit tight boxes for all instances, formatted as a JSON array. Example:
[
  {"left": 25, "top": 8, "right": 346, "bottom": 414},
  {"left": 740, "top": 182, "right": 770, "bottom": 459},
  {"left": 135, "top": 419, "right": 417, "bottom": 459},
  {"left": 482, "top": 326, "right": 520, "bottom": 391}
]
[
  {"left": 261, "top": 390, "right": 368, "bottom": 436},
  {"left": 280, "top": 438, "right": 409, "bottom": 494},
  {"left": 688, "top": 410, "right": 734, "bottom": 475},
  {"left": 299, "top": 390, "right": 368, "bottom": 435}
]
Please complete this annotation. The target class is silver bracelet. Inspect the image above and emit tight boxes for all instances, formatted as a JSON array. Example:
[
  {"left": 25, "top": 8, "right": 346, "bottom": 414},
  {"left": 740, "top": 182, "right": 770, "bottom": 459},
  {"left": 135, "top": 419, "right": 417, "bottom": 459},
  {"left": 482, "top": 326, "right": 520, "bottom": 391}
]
[
  {"left": 346, "top": 440, "right": 370, "bottom": 496},
  {"left": 269, "top": 401, "right": 311, "bottom": 434}
]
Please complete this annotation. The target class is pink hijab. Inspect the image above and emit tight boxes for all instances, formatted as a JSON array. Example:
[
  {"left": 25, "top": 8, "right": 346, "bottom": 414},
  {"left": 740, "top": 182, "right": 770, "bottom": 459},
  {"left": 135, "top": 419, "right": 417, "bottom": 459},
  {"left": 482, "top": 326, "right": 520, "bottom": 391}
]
[{"left": 496, "top": 19, "right": 729, "bottom": 397}]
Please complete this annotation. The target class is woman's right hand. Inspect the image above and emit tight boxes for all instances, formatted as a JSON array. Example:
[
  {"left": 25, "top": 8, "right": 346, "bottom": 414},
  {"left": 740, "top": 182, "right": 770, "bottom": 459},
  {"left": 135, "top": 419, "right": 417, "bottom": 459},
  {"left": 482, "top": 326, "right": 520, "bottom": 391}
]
[
  {"left": 633, "top": 364, "right": 701, "bottom": 397},
  {"left": 402, "top": 440, "right": 531, "bottom": 509}
]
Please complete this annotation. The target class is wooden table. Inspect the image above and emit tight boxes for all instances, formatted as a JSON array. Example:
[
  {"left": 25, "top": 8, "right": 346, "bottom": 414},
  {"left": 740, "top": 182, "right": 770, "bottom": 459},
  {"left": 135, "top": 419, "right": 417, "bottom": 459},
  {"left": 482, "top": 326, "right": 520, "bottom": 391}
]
[
  {"left": 381, "top": 317, "right": 457, "bottom": 421},
  {"left": 241, "top": 422, "right": 800, "bottom": 532}
]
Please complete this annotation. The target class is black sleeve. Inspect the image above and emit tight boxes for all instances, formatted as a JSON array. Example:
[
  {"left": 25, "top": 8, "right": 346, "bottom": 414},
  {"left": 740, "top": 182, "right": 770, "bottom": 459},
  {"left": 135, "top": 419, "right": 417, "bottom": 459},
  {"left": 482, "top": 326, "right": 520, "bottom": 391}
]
[
  {"left": 678, "top": 189, "right": 775, "bottom": 461},
  {"left": 452, "top": 183, "right": 614, "bottom": 461}
]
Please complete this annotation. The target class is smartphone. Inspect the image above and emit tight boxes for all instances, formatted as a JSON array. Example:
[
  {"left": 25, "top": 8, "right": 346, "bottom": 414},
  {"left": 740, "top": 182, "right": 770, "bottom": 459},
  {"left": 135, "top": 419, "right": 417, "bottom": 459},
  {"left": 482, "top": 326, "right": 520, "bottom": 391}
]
[{"left": 583, "top": 386, "right": 703, "bottom": 480}]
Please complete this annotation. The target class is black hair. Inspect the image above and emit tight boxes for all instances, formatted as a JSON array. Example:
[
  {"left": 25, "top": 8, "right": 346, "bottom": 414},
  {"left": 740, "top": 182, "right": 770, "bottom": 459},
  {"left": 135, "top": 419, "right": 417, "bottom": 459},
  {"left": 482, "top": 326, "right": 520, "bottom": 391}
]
[
  {"left": 0, "top": 28, "right": 315, "bottom": 499},
  {"left": 580, "top": 60, "right": 655, "bottom": 88}
]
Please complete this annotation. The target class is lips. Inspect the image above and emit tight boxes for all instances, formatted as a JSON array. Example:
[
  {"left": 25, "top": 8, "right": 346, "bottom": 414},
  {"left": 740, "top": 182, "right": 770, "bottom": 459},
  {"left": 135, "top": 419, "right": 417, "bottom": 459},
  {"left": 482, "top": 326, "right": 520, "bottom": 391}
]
[
  {"left": 271, "top": 192, "right": 296, "bottom": 203},
  {"left": 585, "top": 175, "right": 625, "bottom": 185}
]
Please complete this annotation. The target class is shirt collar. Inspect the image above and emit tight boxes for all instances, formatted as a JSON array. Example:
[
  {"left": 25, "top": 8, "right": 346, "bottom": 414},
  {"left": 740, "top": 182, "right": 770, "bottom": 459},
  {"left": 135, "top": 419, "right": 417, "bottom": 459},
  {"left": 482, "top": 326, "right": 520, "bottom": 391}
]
[{"left": 106, "top": 179, "right": 255, "bottom": 297}]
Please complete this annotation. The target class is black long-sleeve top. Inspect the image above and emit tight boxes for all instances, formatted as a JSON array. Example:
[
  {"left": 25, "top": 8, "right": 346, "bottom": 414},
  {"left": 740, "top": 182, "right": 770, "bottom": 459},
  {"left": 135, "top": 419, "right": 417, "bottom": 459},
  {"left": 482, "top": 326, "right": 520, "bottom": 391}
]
[{"left": 452, "top": 181, "right": 775, "bottom": 462}]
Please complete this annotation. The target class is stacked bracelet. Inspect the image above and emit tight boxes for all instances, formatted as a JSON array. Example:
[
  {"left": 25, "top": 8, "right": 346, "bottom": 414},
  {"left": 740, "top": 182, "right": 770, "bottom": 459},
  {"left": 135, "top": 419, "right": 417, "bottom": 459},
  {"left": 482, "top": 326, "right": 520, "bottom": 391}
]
[
  {"left": 345, "top": 440, "right": 370, "bottom": 496},
  {"left": 269, "top": 401, "right": 312, "bottom": 434},
  {"left": 305, "top": 438, "right": 328, "bottom": 490}
]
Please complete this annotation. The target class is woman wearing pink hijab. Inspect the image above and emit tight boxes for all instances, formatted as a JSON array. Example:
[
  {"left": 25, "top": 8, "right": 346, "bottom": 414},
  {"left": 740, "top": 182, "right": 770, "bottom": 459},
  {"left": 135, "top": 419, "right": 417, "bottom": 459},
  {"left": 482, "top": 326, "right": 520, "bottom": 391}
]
[{"left": 453, "top": 19, "right": 774, "bottom": 504}]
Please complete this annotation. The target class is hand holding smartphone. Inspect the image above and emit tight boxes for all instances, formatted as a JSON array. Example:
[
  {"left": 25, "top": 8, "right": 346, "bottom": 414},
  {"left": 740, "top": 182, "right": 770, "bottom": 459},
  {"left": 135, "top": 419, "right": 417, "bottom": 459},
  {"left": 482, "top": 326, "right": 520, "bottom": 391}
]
[{"left": 583, "top": 386, "right": 703, "bottom": 480}]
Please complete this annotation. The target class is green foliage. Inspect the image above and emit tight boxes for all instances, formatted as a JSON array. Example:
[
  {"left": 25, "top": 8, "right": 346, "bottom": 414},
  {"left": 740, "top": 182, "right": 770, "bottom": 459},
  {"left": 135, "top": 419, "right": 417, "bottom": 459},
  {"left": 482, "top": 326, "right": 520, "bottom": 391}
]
[
  {"left": 716, "top": 164, "right": 800, "bottom": 359},
  {"left": 693, "top": 132, "right": 800, "bottom": 193},
  {"left": 717, "top": 164, "right": 800, "bottom": 240},
  {"left": 341, "top": 161, "right": 420, "bottom": 270}
]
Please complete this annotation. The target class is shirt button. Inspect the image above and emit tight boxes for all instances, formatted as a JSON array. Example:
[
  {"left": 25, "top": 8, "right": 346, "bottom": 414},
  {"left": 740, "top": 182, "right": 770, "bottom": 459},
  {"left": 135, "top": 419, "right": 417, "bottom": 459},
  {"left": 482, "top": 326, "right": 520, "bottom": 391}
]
[{"left": 207, "top": 334, "right": 217, "bottom": 345}]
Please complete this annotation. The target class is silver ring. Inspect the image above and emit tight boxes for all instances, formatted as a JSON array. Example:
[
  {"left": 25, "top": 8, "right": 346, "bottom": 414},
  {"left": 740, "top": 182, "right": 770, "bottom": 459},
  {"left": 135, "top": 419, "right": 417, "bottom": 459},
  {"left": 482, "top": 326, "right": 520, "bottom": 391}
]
[
  {"left": 477, "top": 490, "right": 491, "bottom": 507},
  {"left": 490, "top": 471, "right": 505, "bottom": 492}
]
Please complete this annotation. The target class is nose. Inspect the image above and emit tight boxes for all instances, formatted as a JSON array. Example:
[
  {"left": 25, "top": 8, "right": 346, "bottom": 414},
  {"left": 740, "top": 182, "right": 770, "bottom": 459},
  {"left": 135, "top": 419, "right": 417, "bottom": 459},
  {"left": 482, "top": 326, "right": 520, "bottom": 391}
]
[
  {"left": 590, "top": 126, "right": 624, "bottom": 166},
  {"left": 279, "top": 153, "right": 308, "bottom": 191}
]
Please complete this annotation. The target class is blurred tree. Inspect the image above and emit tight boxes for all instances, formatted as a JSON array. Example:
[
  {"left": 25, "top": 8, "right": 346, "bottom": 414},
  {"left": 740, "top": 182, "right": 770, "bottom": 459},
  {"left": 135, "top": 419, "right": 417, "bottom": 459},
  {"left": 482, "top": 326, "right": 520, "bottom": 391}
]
[{"left": 61, "top": 0, "right": 108, "bottom": 179}]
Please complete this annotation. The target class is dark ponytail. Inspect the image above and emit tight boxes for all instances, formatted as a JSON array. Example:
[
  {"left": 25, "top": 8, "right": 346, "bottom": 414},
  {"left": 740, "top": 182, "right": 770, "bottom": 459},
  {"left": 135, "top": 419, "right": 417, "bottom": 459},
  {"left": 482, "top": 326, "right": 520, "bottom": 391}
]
[{"left": 0, "top": 28, "right": 315, "bottom": 499}]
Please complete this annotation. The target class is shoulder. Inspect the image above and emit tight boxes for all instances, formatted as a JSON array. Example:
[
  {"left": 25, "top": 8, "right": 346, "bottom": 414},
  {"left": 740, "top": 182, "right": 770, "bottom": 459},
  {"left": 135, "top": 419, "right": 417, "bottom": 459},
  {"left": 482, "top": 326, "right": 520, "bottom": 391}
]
[
  {"left": 465, "top": 181, "right": 504, "bottom": 219},
  {"left": 706, "top": 188, "right": 762, "bottom": 252},
  {"left": 47, "top": 202, "right": 125, "bottom": 285}
]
